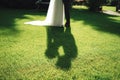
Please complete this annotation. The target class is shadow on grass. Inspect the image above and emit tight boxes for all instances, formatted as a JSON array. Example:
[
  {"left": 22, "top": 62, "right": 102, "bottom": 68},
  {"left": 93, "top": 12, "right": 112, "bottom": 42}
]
[
  {"left": 71, "top": 8, "right": 120, "bottom": 36},
  {"left": 45, "top": 27, "right": 78, "bottom": 70},
  {"left": 1, "top": 7, "right": 120, "bottom": 36},
  {"left": 0, "top": 8, "right": 46, "bottom": 35}
]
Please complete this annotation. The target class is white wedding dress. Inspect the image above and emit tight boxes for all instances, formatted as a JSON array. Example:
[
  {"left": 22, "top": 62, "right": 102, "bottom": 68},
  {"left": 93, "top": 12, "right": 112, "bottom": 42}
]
[{"left": 24, "top": 0, "right": 64, "bottom": 26}]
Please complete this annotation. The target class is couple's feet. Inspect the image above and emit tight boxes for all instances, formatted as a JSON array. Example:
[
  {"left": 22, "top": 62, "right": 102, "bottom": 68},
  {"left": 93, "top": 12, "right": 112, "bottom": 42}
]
[
  {"left": 60, "top": 22, "right": 70, "bottom": 27},
  {"left": 65, "top": 22, "right": 70, "bottom": 27}
]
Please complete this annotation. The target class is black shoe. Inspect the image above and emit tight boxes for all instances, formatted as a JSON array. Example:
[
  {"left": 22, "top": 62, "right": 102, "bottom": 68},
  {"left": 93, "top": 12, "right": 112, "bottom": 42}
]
[{"left": 65, "top": 23, "right": 70, "bottom": 27}]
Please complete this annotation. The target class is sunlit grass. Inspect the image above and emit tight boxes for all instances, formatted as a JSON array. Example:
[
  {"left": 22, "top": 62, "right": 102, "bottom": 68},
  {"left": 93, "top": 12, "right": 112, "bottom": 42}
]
[
  {"left": 0, "top": 6, "right": 120, "bottom": 80},
  {"left": 103, "top": 6, "right": 116, "bottom": 11}
]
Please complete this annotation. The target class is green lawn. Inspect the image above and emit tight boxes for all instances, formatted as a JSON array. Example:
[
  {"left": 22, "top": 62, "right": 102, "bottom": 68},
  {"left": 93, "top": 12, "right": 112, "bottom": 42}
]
[
  {"left": 0, "top": 6, "right": 120, "bottom": 80},
  {"left": 103, "top": 6, "right": 116, "bottom": 11}
]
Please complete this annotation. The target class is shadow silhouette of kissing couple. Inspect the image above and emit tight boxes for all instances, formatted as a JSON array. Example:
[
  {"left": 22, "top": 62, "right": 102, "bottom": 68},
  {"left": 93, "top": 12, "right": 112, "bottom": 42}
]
[{"left": 45, "top": 27, "right": 78, "bottom": 70}]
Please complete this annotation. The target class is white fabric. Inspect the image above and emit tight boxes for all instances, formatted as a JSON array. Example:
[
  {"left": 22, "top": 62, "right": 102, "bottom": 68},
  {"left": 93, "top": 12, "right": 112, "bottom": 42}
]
[{"left": 24, "top": 0, "right": 64, "bottom": 26}]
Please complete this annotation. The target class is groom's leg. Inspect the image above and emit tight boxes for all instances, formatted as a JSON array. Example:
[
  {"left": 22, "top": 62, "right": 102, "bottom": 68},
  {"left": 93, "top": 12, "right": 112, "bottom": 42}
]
[
  {"left": 65, "top": 3, "right": 70, "bottom": 25},
  {"left": 63, "top": 1, "right": 70, "bottom": 27}
]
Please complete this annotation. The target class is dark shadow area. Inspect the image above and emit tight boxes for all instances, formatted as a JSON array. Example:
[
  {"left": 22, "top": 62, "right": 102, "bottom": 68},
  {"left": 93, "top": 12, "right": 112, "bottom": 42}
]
[
  {"left": 0, "top": 8, "right": 46, "bottom": 27},
  {"left": 45, "top": 27, "right": 78, "bottom": 70},
  {"left": 71, "top": 8, "right": 120, "bottom": 36},
  {"left": 0, "top": 8, "right": 46, "bottom": 35}
]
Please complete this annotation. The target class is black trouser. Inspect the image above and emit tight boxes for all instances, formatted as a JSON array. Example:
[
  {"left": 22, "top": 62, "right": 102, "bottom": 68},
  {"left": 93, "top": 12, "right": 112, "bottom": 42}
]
[{"left": 62, "top": 0, "right": 70, "bottom": 24}]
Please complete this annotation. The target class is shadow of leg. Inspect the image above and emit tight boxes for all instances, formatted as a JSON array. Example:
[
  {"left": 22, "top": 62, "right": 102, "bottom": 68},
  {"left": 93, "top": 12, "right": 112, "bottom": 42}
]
[
  {"left": 56, "top": 56, "right": 71, "bottom": 70},
  {"left": 45, "top": 46, "right": 59, "bottom": 59}
]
